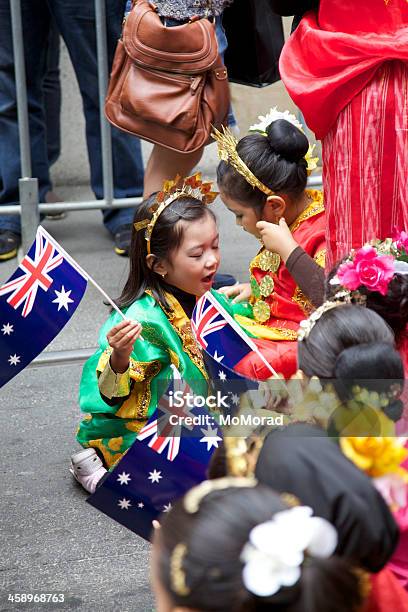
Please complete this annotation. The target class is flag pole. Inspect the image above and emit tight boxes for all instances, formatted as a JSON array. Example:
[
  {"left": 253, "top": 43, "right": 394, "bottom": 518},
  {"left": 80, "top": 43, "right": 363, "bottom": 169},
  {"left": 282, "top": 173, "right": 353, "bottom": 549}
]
[{"left": 39, "top": 227, "right": 144, "bottom": 339}]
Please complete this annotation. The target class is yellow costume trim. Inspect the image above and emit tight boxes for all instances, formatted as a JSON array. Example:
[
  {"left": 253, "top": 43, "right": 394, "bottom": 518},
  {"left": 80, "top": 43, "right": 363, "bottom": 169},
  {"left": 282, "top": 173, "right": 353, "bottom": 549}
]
[
  {"left": 235, "top": 314, "right": 299, "bottom": 341},
  {"left": 87, "top": 439, "right": 122, "bottom": 468},
  {"left": 292, "top": 286, "right": 314, "bottom": 316},
  {"left": 289, "top": 190, "right": 324, "bottom": 233},
  {"left": 314, "top": 249, "right": 326, "bottom": 268},
  {"left": 97, "top": 350, "right": 131, "bottom": 399},
  {"left": 115, "top": 360, "right": 162, "bottom": 419}
]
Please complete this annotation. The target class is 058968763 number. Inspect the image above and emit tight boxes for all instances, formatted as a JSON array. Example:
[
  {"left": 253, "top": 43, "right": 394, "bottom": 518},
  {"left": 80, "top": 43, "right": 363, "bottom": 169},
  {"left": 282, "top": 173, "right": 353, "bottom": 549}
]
[{"left": 8, "top": 594, "right": 65, "bottom": 604}]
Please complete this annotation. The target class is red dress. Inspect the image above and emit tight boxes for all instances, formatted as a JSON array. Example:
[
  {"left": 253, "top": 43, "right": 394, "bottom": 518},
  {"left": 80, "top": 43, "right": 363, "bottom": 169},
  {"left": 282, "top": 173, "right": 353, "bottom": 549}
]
[
  {"left": 234, "top": 191, "right": 325, "bottom": 380},
  {"left": 279, "top": 1, "right": 408, "bottom": 269}
]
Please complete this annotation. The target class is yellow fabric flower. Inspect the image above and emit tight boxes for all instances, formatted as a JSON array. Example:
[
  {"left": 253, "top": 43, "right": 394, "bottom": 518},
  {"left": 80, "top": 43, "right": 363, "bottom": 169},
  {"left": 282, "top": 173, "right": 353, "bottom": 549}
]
[{"left": 340, "top": 436, "right": 408, "bottom": 479}]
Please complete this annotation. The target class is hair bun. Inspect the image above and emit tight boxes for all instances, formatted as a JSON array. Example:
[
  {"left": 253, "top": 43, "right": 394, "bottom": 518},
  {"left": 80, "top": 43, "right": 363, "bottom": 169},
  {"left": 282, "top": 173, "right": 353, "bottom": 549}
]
[{"left": 266, "top": 119, "right": 309, "bottom": 164}]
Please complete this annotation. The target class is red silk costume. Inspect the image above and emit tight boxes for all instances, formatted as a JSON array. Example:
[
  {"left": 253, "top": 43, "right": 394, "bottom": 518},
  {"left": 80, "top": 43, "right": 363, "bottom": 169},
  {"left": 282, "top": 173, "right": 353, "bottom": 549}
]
[
  {"left": 279, "top": 1, "right": 408, "bottom": 268},
  {"left": 234, "top": 190, "right": 325, "bottom": 380}
]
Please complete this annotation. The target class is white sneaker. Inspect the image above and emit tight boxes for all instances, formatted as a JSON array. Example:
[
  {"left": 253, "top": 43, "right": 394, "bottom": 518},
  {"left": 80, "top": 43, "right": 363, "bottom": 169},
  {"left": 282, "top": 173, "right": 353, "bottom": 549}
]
[{"left": 69, "top": 448, "right": 107, "bottom": 493}]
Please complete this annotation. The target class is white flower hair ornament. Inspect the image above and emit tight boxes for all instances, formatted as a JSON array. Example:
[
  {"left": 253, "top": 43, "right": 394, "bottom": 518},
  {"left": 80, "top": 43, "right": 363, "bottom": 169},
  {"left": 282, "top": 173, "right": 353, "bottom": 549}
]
[
  {"left": 249, "top": 107, "right": 319, "bottom": 175},
  {"left": 240, "top": 506, "right": 338, "bottom": 598}
]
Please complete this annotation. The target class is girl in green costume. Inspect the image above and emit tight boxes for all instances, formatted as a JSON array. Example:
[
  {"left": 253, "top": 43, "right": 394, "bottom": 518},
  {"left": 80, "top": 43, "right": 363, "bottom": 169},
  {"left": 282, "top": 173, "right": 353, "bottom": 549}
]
[{"left": 71, "top": 175, "right": 220, "bottom": 492}]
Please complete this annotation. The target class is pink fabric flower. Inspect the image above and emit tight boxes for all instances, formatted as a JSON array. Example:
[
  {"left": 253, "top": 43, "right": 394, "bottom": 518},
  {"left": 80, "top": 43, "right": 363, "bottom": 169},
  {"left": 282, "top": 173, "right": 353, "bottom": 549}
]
[
  {"left": 337, "top": 245, "right": 395, "bottom": 295},
  {"left": 394, "top": 230, "right": 408, "bottom": 253}
]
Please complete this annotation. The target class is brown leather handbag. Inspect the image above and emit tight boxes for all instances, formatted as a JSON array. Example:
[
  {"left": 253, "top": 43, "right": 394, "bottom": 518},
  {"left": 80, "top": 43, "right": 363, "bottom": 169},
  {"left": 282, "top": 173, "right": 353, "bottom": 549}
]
[{"left": 105, "top": 0, "right": 230, "bottom": 153}]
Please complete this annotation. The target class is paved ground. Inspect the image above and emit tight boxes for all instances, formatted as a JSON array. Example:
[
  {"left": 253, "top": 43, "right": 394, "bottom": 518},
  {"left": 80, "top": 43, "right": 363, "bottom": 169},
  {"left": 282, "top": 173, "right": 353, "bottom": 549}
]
[{"left": 0, "top": 144, "right": 257, "bottom": 612}]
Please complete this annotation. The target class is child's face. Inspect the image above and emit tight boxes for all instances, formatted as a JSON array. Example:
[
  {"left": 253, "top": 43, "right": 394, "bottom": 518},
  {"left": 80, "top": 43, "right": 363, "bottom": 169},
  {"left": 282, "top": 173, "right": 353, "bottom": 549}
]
[
  {"left": 164, "top": 215, "right": 220, "bottom": 297},
  {"left": 219, "top": 190, "right": 262, "bottom": 237}
]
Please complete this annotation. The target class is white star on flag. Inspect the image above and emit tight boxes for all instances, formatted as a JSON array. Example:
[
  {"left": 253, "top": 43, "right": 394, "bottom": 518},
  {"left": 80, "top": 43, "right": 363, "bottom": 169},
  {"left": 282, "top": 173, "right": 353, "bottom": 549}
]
[
  {"left": 213, "top": 350, "right": 224, "bottom": 363},
  {"left": 163, "top": 503, "right": 172, "bottom": 513},
  {"left": 218, "top": 369, "right": 227, "bottom": 382},
  {"left": 148, "top": 469, "right": 162, "bottom": 484},
  {"left": 52, "top": 285, "right": 74, "bottom": 311},
  {"left": 8, "top": 354, "right": 20, "bottom": 366},
  {"left": 230, "top": 393, "right": 240, "bottom": 406},
  {"left": 1, "top": 323, "right": 13, "bottom": 335},
  {"left": 118, "top": 498, "right": 131, "bottom": 510},
  {"left": 137, "top": 502, "right": 144, "bottom": 508},
  {"left": 199, "top": 426, "right": 223, "bottom": 451},
  {"left": 117, "top": 472, "right": 131, "bottom": 485}
]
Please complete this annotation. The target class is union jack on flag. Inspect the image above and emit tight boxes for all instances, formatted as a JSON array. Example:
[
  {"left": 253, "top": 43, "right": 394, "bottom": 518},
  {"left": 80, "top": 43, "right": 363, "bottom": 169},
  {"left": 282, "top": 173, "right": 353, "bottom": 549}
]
[
  {"left": 0, "top": 226, "right": 88, "bottom": 389},
  {"left": 137, "top": 367, "right": 196, "bottom": 461},
  {"left": 191, "top": 291, "right": 254, "bottom": 370},
  {"left": 0, "top": 230, "right": 64, "bottom": 317}
]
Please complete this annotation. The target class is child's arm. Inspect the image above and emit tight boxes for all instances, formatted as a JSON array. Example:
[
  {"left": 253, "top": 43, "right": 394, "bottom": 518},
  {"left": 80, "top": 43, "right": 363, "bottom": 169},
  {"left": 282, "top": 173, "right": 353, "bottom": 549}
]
[
  {"left": 256, "top": 218, "right": 325, "bottom": 307},
  {"left": 97, "top": 319, "right": 143, "bottom": 403}
]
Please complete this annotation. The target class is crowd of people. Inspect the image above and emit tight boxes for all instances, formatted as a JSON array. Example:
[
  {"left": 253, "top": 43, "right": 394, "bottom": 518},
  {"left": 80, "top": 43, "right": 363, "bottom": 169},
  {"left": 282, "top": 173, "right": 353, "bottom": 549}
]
[{"left": 3, "top": 1, "right": 408, "bottom": 610}]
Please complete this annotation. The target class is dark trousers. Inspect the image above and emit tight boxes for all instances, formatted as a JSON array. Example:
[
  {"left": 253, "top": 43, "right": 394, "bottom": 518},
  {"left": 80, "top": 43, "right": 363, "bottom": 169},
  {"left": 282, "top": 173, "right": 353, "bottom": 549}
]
[{"left": 0, "top": 0, "right": 144, "bottom": 236}]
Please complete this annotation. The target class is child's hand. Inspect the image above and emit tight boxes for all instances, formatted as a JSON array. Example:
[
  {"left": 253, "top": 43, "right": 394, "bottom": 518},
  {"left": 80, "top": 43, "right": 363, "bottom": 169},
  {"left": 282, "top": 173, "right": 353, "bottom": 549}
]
[
  {"left": 218, "top": 283, "right": 251, "bottom": 304},
  {"left": 107, "top": 319, "right": 142, "bottom": 373},
  {"left": 256, "top": 217, "right": 298, "bottom": 262}
]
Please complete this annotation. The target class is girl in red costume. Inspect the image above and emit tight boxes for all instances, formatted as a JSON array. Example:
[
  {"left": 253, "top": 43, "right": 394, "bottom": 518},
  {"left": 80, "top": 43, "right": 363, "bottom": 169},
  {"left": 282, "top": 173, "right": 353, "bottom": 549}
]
[
  {"left": 273, "top": 0, "right": 408, "bottom": 269},
  {"left": 213, "top": 110, "right": 325, "bottom": 380}
]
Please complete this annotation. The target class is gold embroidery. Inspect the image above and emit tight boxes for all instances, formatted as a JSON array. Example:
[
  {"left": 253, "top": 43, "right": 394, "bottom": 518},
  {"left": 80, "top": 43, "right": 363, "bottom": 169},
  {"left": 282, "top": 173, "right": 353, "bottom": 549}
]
[
  {"left": 289, "top": 190, "right": 324, "bottom": 233},
  {"left": 259, "top": 275, "right": 274, "bottom": 297},
  {"left": 258, "top": 250, "right": 281, "bottom": 273},
  {"left": 87, "top": 439, "right": 116, "bottom": 468},
  {"left": 108, "top": 436, "right": 124, "bottom": 451},
  {"left": 115, "top": 360, "right": 162, "bottom": 419},
  {"left": 293, "top": 286, "right": 314, "bottom": 316},
  {"left": 253, "top": 300, "right": 271, "bottom": 323},
  {"left": 168, "top": 349, "right": 180, "bottom": 370},
  {"left": 314, "top": 249, "right": 326, "bottom": 268},
  {"left": 264, "top": 327, "right": 298, "bottom": 341}
]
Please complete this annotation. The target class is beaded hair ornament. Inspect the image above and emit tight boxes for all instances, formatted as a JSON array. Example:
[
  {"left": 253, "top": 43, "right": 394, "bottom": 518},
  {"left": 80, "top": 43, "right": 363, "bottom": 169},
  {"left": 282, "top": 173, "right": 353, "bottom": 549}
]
[
  {"left": 134, "top": 173, "right": 218, "bottom": 255},
  {"left": 212, "top": 107, "right": 319, "bottom": 197}
]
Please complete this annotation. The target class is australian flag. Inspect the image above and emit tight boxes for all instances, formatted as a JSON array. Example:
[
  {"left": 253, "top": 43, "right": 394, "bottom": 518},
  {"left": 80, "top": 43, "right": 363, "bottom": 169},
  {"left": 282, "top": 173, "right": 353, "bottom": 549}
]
[
  {"left": 0, "top": 226, "right": 88, "bottom": 388},
  {"left": 88, "top": 371, "right": 222, "bottom": 540},
  {"left": 191, "top": 291, "right": 256, "bottom": 371}
]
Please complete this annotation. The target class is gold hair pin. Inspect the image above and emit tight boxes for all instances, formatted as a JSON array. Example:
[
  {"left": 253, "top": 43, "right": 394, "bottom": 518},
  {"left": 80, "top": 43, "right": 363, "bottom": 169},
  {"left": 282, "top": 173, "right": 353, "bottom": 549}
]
[{"left": 183, "top": 476, "right": 257, "bottom": 514}]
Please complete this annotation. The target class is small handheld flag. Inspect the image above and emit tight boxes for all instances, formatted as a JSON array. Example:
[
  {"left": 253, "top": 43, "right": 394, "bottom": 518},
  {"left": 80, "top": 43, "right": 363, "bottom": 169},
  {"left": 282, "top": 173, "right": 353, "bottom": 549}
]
[{"left": 0, "top": 226, "right": 88, "bottom": 388}]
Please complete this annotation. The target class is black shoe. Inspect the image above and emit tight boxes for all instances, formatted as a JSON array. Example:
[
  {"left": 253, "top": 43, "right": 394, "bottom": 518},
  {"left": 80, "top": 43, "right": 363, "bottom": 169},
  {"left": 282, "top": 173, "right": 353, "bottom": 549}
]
[
  {"left": 0, "top": 230, "right": 20, "bottom": 261},
  {"left": 113, "top": 224, "right": 132, "bottom": 257}
]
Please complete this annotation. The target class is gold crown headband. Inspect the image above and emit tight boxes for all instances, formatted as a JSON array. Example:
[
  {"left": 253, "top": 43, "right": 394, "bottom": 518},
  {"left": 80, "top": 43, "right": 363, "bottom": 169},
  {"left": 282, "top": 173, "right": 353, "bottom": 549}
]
[
  {"left": 212, "top": 126, "right": 275, "bottom": 197},
  {"left": 134, "top": 173, "right": 218, "bottom": 255}
]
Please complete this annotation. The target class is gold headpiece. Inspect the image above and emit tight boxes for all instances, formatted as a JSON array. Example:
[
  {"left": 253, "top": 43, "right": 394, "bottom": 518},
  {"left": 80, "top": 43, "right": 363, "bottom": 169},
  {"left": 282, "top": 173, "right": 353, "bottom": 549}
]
[
  {"left": 134, "top": 173, "right": 218, "bottom": 255},
  {"left": 212, "top": 126, "right": 275, "bottom": 197},
  {"left": 170, "top": 543, "right": 190, "bottom": 596},
  {"left": 183, "top": 476, "right": 257, "bottom": 514}
]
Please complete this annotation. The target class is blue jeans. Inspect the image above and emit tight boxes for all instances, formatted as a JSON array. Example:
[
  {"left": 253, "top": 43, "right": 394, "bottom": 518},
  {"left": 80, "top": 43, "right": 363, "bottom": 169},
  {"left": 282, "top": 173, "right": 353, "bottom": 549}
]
[{"left": 0, "top": 0, "right": 144, "bottom": 236}]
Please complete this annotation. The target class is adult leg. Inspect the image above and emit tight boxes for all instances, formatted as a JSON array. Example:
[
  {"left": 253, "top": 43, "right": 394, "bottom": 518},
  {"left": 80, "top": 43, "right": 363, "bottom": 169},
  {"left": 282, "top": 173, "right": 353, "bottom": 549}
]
[
  {"left": 322, "top": 61, "right": 408, "bottom": 270},
  {"left": 43, "top": 16, "right": 61, "bottom": 167},
  {"left": 0, "top": 0, "right": 52, "bottom": 257},
  {"left": 50, "top": 0, "right": 144, "bottom": 240}
]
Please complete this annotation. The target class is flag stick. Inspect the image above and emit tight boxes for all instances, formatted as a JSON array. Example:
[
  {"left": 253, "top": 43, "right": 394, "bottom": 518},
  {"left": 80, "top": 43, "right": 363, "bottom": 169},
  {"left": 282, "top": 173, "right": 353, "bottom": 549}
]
[{"left": 39, "top": 227, "right": 144, "bottom": 339}]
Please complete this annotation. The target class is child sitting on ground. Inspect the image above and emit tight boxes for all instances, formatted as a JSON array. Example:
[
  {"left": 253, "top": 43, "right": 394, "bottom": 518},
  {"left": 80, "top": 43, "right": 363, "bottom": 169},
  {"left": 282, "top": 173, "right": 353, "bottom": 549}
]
[{"left": 71, "top": 175, "right": 220, "bottom": 492}]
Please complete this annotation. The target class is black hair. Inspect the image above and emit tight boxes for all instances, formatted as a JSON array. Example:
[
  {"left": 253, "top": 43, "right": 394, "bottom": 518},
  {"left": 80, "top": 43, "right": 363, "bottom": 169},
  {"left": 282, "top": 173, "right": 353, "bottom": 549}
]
[
  {"left": 157, "top": 483, "right": 364, "bottom": 612},
  {"left": 217, "top": 119, "right": 309, "bottom": 209},
  {"left": 297, "top": 304, "right": 404, "bottom": 420},
  {"left": 326, "top": 262, "right": 408, "bottom": 340},
  {"left": 116, "top": 193, "right": 216, "bottom": 310}
]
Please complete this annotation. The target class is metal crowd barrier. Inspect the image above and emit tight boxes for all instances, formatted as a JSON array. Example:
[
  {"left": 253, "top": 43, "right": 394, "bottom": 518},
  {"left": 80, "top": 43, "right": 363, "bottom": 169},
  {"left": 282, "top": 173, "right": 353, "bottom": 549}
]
[
  {"left": 5, "top": 0, "right": 143, "bottom": 256},
  {"left": 4, "top": 0, "right": 322, "bottom": 369}
]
